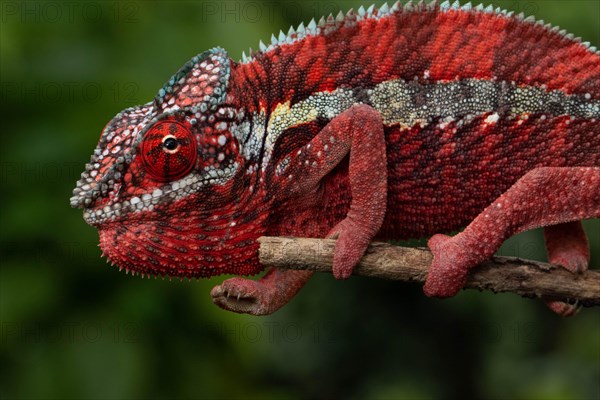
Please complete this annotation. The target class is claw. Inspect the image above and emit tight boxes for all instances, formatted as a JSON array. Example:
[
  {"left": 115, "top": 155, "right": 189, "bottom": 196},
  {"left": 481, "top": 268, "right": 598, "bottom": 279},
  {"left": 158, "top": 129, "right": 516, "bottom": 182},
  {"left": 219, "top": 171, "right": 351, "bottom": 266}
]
[
  {"left": 545, "top": 299, "right": 581, "bottom": 317},
  {"left": 211, "top": 278, "right": 269, "bottom": 315}
]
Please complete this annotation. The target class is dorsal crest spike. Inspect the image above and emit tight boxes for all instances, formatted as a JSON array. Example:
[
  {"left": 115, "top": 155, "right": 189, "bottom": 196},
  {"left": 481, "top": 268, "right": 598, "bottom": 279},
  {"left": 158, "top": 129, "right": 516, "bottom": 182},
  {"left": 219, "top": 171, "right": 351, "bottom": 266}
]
[{"left": 240, "top": 1, "right": 599, "bottom": 64}]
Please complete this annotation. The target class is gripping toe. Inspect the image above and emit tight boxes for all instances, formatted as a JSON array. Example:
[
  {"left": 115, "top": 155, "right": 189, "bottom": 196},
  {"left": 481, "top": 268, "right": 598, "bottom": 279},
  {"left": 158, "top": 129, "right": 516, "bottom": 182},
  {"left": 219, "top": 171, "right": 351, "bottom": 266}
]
[
  {"left": 543, "top": 221, "right": 589, "bottom": 316},
  {"left": 424, "top": 234, "right": 471, "bottom": 298},
  {"left": 545, "top": 299, "right": 581, "bottom": 317},
  {"left": 328, "top": 219, "right": 373, "bottom": 280}
]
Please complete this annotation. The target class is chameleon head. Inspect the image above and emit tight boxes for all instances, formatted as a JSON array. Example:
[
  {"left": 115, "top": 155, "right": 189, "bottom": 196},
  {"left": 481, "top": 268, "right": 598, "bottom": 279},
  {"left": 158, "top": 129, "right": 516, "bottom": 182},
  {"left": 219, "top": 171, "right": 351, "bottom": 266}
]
[{"left": 70, "top": 48, "right": 265, "bottom": 278}]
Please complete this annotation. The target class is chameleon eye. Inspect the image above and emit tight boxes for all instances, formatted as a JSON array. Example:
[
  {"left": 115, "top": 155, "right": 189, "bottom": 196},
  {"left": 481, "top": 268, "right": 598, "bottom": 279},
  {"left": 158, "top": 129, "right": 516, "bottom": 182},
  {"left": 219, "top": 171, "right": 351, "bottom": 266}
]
[{"left": 140, "top": 119, "right": 197, "bottom": 182}]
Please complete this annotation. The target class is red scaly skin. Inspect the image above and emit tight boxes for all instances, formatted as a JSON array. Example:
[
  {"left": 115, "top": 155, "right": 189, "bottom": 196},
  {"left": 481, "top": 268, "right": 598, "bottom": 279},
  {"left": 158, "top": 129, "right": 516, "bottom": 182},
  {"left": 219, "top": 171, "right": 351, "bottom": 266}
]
[{"left": 71, "top": 2, "right": 600, "bottom": 316}]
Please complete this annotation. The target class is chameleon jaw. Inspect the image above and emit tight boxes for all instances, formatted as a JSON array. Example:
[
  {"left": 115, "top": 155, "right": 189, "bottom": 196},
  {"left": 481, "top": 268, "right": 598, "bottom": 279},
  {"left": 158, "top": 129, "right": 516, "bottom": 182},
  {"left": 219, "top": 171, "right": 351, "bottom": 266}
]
[
  {"left": 80, "top": 162, "right": 241, "bottom": 226},
  {"left": 82, "top": 189, "right": 161, "bottom": 227}
]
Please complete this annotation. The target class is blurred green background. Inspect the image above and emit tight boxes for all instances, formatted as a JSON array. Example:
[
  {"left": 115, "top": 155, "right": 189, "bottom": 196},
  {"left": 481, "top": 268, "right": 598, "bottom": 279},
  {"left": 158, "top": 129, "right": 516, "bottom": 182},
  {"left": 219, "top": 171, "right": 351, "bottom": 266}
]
[{"left": 1, "top": 1, "right": 599, "bottom": 399}]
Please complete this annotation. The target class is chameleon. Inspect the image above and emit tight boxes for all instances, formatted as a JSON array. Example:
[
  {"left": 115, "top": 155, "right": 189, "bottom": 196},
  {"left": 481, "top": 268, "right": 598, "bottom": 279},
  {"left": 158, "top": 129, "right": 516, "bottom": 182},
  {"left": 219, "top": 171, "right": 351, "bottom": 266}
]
[{"left": 70, "top": 1, "right": 600, "bottom": 316}]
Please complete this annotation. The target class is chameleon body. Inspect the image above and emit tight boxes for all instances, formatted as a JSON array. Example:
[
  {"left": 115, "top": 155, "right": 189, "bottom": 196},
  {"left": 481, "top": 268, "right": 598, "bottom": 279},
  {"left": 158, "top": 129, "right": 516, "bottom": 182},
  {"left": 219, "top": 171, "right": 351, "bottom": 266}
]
[{"left": 71, "top": 1, "right": 600, "bottom": 315}]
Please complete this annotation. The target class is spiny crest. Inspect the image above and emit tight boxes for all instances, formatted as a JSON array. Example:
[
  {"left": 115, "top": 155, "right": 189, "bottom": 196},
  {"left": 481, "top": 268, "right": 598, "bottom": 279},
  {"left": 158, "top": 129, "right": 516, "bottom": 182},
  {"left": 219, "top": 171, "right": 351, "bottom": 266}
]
[
  {"left": 238, "top": 0, "right": 598, "bottom": 64},
  {"left": 239, "top": 1, "right": 427, "bottom": 63}
]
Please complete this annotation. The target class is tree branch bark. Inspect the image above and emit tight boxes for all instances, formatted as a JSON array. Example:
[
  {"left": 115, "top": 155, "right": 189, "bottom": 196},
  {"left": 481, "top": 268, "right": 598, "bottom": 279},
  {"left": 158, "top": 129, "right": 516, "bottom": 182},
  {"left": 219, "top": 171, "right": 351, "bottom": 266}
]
[{"left": 258, "top": 236, "right": 600, "bottom": 307}]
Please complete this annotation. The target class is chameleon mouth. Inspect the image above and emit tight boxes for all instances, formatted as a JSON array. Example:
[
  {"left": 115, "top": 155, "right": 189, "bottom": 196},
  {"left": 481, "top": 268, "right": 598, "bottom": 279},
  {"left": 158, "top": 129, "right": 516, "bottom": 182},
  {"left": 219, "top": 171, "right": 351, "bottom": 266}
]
[
  {"left": 83, "top": 204, "right": 125, "bottom": 226},
  {"left": 82, "top": 191, "right": 163, "bottom": 227},
  {"left": 80, "top": 165, "right": 241, "bottom": 227}
]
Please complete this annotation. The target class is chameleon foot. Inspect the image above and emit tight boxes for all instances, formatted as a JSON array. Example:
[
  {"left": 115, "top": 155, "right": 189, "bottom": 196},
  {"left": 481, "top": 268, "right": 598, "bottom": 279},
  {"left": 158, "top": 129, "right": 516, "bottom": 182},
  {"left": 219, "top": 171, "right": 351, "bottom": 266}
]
[
  {"left": 211, "top": 268, "right": 313, "bottom": 315},
  {"left": 423, "top": 233, "right": 471, "bottom": 298},
  {"left": 544, "top": 221, "right": 589, "bottom": 274},
  {"left": 327, "top": 218, "right": 376, "bottom": 279},
  {"left": 545, "top": 299, "right": 581, "bottom": 317},
  {"left": 211, "top": 278, "right": 269, "bottom": 315},
  {"left": 543, "top": 221, "right": 589, "bottom": 317}
]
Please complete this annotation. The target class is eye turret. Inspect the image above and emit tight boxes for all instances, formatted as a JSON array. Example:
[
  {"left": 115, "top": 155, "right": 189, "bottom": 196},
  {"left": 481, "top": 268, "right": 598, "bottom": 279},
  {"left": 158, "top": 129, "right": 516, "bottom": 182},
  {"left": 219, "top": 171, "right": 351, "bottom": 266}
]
[{"left": 140, "top": 119, "right": 197, "bottom": 182}]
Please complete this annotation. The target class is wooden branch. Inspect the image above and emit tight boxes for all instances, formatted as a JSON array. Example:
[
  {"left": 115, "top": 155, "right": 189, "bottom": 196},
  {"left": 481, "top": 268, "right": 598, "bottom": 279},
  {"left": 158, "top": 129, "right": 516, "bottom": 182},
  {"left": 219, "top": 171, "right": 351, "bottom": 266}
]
[{"left": 258, "top": 236, "right": 600, "bottom": 307}]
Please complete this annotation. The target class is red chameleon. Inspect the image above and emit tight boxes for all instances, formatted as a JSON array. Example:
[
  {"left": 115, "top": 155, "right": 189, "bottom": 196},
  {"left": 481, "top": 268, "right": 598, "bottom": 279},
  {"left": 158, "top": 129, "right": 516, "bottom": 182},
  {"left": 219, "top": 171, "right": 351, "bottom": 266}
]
[{"left": 70, "top": 1, "right": 600, "bottom": 316}]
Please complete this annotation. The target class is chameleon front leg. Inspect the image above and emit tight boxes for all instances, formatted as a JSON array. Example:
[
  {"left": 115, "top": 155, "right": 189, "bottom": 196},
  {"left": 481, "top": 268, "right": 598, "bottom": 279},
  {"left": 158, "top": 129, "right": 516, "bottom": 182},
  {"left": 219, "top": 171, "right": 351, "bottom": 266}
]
[
  {"left": 424, "top": 167, "right": 600, "bottom": 303},
  {"left": 286, "top": 104, "right": 388, "bottom": 279},
  {"left": 211, "top": 104, "right": 387, "bottom": 315}
]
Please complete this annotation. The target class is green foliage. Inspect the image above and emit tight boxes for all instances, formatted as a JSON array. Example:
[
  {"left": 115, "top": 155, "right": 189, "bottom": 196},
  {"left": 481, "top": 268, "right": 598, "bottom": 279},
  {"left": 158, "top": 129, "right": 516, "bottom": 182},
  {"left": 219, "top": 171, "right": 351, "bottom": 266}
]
[{"left": 1, "top": 1, "right": 598, "bottom": 399}]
